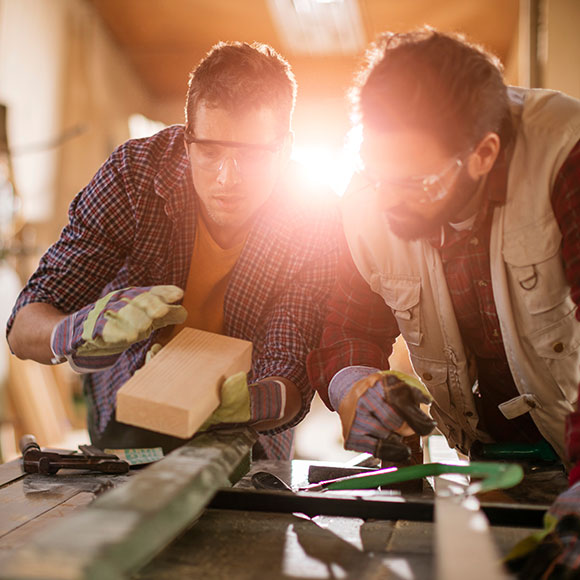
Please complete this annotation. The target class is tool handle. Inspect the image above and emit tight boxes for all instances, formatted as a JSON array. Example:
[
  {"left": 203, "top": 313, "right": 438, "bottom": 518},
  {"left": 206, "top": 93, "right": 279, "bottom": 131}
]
[
  {"left": 19, "top": 433, "right": 40, "bottom": 456},
  {"left": 319, "top": 461, "right": 524, "bottom": 494}
]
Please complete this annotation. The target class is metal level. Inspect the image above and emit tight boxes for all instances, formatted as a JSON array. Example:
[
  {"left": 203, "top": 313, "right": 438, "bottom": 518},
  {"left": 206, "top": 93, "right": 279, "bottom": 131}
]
[{"left": 209, "top": 487, "right": 546, "bottom": 528}]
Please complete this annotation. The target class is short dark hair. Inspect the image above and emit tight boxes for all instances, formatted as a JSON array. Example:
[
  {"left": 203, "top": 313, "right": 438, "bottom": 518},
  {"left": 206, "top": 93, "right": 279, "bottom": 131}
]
[
  {"left": 185, "top": 41, "right": 297, "bottom": 138},
  {"left": 351, "top": 28, "right": 512, "bottom": 153}
]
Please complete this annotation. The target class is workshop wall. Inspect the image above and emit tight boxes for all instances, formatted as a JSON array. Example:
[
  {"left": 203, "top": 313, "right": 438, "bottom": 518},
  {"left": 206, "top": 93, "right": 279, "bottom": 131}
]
[
  {"left": 542, "top": 0, "right": 580, "bottom": 98},
  {"left": 0, "top": 0, "right": 155, "bottom": 254}
]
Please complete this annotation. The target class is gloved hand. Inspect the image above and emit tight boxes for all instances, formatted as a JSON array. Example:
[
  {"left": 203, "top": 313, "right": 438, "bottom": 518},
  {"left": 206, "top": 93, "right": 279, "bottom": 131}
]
[
  {"left": 505, "top": 480, "right": 580, "bottom": 579},
  {"left": 329, "top": 366, "right": 436, "bottom": 462},
  {"left": 199, "top": 372, "right": 287, "bottom": 431},
  {"left": 50, "top": 285, "right": 187, "bottom": 372}
]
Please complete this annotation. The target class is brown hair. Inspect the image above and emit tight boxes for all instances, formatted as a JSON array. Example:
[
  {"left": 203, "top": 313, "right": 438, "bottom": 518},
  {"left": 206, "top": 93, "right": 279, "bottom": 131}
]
[
  {"left": 185, "top": 41, "right": 297, "bottom": 138},
  {"left": 351, "top": 28, "right": 512, "bottom": 154}
]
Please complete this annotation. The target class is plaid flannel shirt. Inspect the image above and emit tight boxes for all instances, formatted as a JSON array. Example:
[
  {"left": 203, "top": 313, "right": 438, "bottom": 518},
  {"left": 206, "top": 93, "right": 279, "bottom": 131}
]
[
  {"left": 308, "top": 140, "right": 580, "bottom": 472},
  {"left": 7, "top": 125, "right": 341, "bottom": 460}
]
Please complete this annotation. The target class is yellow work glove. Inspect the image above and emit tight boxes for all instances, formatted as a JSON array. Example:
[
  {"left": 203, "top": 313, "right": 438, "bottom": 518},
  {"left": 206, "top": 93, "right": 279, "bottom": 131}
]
[
  {"left": 50, "top": 285, "right": 187, "bottom": 372},
  {"left": 199, "top": 372, "right": 287, "bottom": 431}
]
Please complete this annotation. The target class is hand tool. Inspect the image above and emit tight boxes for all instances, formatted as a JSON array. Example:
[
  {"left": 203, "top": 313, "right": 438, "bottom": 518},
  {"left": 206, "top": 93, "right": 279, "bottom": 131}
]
[
  {"left": 20, "top": 434, "right": 130, "bottom": 475},
  {"left": 470, "top": 439, "right": 559, "bottom": 464},
  {"left": 307, "top": 464, "right": 376, "bottom": 484},
  {"left": 252, "top": 461, "right": 524, "bottom": 495}
]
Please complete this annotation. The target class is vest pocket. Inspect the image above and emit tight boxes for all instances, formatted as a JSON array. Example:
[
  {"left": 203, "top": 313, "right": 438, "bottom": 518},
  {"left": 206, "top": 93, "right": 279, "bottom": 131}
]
[
  {"left": 527, "top": 308, "right": 580, "bottom": 403},
  {"left": 370, "top": 274, "right": 422, "bottom": 346},
  {"left": 410, "top": 357, "right": 449, "bottom": 406},
  {"left": 503, "top": 215, "right": 568, "bottom": 319},
  {"left": 409, "top": 356, "right": 461, "bottom": 441}
]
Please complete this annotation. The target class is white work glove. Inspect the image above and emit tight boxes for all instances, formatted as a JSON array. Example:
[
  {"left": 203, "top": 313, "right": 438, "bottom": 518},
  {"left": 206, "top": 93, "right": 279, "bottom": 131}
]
[{"left": 50, "top": 285, "right": 187, "bottom": 372}]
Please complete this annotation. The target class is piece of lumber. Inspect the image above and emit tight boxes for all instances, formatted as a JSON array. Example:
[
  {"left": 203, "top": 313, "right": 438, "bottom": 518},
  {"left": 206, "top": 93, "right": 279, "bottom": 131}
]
[
  {"left": 116, "top": 328, "right": 252, "bottom": 438},
  {"left": 0, "top": 471, "right": 129, "bottom": 539},
  {"left": 0, "top": 428, "right": 257, "bottom": 580},
  {"left": 0, "top": 492, "right": 94, "bottom": 557},
  {"left": 424, "top": 433, "right": 510, "bottom": 579},
  {"left": 7, "top": 356, "right": 70, "bottom": 447},
  {"left": 435, "top": 477, "right": 509, "bottom": 580}
]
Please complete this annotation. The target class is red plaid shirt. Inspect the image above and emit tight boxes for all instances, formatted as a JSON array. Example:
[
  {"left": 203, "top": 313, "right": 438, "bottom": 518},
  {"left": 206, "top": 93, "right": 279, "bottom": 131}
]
[
  {"left": 308, "top": 140, "right": 580, "bottom": 472},
  {"left": 8, "top": 126, "right": 341, "bottom": 460}
]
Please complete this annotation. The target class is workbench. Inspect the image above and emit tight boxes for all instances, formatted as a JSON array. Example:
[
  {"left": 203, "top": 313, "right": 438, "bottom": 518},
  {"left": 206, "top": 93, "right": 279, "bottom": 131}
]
[{"left": 0, "top": 429, "right": 553, "bottom": 580}]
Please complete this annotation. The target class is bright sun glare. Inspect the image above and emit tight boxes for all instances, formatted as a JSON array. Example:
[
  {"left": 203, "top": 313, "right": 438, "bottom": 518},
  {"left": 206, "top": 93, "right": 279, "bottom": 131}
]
[
  {"left": 129, "top": 115, "right": 363, "bottom": 197},
  {"left": 291, "top": 125, "right": 362, "bottom": 197}
]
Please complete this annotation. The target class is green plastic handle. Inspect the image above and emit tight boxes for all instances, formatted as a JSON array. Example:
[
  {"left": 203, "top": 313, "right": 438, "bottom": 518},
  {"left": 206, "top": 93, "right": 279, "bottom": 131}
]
[
  {"left": 474, "top": 440, "right": 558, "bottom": 462},
  {"left": 320, "top": 461, "right": 524, "bottom": 494}
]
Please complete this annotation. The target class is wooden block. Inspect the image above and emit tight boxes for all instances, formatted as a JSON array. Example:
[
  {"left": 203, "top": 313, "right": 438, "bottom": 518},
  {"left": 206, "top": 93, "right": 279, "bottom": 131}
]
[{"left": 116, "top": 328, "right": 252, "bottom": 438}]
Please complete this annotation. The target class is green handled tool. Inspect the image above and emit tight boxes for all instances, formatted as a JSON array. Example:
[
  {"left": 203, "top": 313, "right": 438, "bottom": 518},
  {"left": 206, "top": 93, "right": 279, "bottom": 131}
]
[
  {"left": 470, "top": 439, "right": 559, "bottom": 463},
  {"left": 252, "top": 461, "right": 524, "bottom": 495},
  {"left": 303, "top": 462, "right": 524, "bottom": 494}
]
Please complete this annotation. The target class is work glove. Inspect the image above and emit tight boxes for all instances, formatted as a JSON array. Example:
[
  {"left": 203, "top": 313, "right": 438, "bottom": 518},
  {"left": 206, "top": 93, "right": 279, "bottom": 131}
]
[
  {"left": 199, "top": 371, "right": 287, "bottom": 431},
  {"left": 329, "top": 366, "right": 436, "bottom": 462},
  {"left": 50, "top": 285, "right": 187, "bottom": 372},
  {"left": 505, "top": 480, "right": 580, "bottom": 579}
]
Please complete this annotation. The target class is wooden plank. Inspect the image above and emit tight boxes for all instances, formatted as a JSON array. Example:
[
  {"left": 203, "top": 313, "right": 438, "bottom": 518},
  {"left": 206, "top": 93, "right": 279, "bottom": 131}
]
[
  {"left": 0, "top": 471, "right": 128, "bottom": 539},
  {"left": 425, "top": 434, "right": 510, "bottom": 579},
  {"left": 435, "top": 477, "right": 509, "bottom": 579},
  {"left": 0, "top": 459, "right": 23, "bottom": 487},
  {"left": 116, "top": 328, "right": 252, "bottom": 438},
  {"left": 0, "top": 492, "right": 94, "bottom": 555},
  {"left": 0, "top": 428, "right": 257, "bottom": 580},
  {"left": 8, "top": 356, "right": 70, "bottom": 447},
  {"left": 0, "top": 479, "right": 83, "bottom": 538},
  {"left": 136, "top": 509, "right": 403, "bottom": 580}
]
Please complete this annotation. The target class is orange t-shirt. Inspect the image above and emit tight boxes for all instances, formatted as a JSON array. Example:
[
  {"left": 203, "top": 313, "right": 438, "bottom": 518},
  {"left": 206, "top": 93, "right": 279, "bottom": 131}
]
[{"left": 170, "top": 216, "right": 246, "bottom": 337}]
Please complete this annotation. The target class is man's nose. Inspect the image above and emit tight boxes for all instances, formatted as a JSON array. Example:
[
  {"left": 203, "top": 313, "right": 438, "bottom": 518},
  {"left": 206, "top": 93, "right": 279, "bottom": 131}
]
[{"left": 216, "top": 155, "right": 241, "bottom": 186}]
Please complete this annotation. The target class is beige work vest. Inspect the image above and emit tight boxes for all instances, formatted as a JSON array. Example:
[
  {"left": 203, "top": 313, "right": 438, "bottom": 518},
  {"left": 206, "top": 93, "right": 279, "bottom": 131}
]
[{"left": 343, "top": 87, "right": 580, "bottom": 462}]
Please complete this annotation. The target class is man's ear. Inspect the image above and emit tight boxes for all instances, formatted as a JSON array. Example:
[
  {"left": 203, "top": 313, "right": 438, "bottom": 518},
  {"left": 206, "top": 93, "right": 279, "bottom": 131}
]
[{"left": 466, "top": 132, "right": 501, "bottom": 179}]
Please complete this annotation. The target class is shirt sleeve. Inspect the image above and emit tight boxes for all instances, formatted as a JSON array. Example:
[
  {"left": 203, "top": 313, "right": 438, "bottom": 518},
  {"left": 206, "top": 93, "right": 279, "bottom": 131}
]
[
  {"left": 250, "top": 207, "right": 341, "bottom": 433},
  {"left": 551, "top": 139, "right": 580, "bottom": 482},
  {"left": 306, "top": 233, "right": 400, "bottom": 409},
  {"left": 6, "top": 148, "right": 137, "bottom": 336}
]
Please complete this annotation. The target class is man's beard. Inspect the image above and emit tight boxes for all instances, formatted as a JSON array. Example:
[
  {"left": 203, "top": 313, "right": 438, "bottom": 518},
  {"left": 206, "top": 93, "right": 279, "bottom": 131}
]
[{"left": 383, "top": 170, "right": 479, "bottom": 241}]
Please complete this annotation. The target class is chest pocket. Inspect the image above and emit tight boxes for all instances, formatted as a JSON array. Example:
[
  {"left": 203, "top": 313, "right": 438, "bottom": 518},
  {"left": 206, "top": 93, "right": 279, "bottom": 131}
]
[
  {"left": 370, "top": 273, "right": 422, "bottom": 346},
  {"left": 503, "top": 215, "right": 573, "bottom": 326}
]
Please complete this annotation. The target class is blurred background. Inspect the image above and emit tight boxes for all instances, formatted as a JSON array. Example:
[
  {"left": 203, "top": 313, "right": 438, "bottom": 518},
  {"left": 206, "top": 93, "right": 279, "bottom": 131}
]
[{"left": 0, "top": 0, "right": 578, "bottom": 461}]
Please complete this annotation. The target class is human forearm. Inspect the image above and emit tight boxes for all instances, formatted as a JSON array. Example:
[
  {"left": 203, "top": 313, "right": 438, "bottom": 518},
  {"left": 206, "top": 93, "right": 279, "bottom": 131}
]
[
  {"left": 7, "top": 302, "right": 67, "bottom": 364},
  {"left": 307, "top": 245, "right": 400, "bottom": 407}
]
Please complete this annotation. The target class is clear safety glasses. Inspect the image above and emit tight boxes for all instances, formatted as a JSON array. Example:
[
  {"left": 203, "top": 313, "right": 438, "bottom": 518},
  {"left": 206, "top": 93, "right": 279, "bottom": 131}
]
[
  {"left": 370, "top": 156, "right": 465, "bottom": 205},
  {"left": 185, "top": 130, "right": 286, "bottom": 175}
]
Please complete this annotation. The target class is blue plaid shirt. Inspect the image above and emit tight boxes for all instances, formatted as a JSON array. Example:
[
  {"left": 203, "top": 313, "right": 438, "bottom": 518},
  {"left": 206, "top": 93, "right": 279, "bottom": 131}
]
[{"left": 7, "top": 126, "right": 341, "bottom": 459}]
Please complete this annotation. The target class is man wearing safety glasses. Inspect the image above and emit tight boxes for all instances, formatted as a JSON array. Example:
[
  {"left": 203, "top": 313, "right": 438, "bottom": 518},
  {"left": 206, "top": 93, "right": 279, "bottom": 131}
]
[
  {"left": 308, "top": 29, "right": 580, "bottom": 574},
  {"left": 7, "top": 41, "right": 340, "bottom": 460}
]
